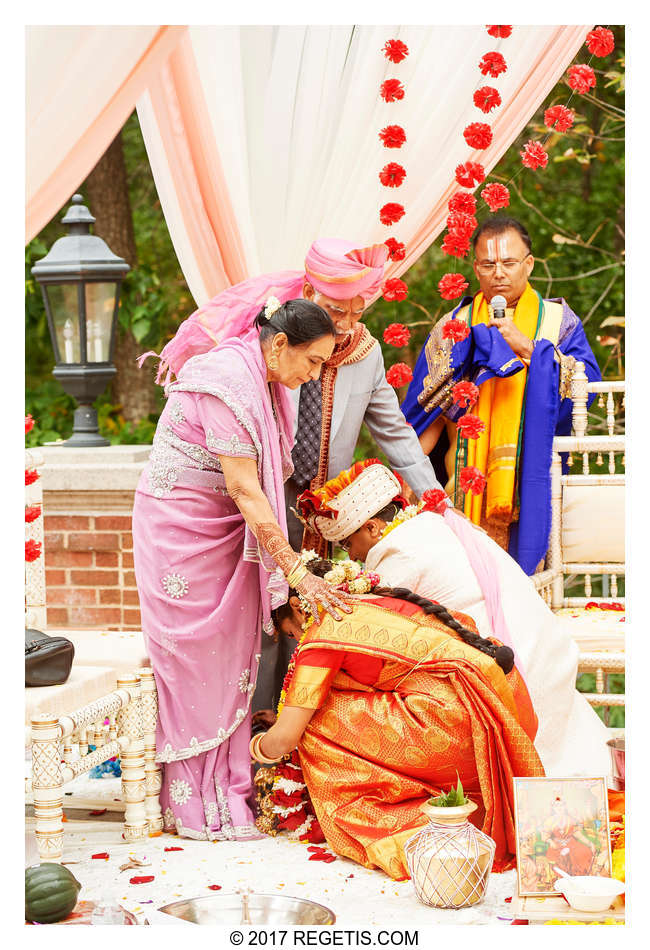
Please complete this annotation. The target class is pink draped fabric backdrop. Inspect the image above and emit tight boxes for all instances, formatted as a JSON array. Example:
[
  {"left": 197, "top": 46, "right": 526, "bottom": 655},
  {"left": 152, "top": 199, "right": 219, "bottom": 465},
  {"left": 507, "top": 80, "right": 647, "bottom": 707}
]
[
  {"left": 26, "top": 24, "right": 589, "bottom": 303},
  {"left": 25, "top": 25, "right": 186, "bottom": 241}
]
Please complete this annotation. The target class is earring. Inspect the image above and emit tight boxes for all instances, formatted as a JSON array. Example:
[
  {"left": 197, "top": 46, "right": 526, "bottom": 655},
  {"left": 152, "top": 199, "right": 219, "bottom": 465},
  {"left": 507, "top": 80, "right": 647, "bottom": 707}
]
[{"left": 269, "top": 352, "right": 279, "bottom": 372}]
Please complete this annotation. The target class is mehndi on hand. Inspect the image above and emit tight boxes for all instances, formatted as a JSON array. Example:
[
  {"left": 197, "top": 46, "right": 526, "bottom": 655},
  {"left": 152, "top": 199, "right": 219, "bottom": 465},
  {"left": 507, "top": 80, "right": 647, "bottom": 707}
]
[{"left": 294, "top": 572, "right": 352, "bottom": 622}]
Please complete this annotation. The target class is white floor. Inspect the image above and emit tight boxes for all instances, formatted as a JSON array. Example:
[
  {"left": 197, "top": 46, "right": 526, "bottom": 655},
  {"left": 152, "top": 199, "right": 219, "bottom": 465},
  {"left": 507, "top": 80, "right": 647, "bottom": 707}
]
[{"left": 26, "top": 773, "right": 520, "bottom": 927}]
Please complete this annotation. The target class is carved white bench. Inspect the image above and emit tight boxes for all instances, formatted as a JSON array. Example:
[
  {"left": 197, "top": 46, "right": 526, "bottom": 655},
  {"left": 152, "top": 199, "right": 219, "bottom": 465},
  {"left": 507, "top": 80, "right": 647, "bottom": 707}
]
[
  {"left": 27, "top": 667, "right": 162, "bottom": 863},
  {"left": 534, "top": 366, "right": 625, "bottom": 720}
]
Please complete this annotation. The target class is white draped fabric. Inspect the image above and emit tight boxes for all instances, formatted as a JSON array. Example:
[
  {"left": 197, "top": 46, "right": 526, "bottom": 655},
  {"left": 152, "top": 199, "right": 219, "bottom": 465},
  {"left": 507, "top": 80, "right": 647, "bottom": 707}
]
[{"left": 137, "top": 25, "right": 590, "bottom": 307}]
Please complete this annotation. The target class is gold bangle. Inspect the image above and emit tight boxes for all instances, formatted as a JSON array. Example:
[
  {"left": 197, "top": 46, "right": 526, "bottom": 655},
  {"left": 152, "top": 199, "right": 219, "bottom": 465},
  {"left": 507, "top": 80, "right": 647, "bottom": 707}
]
[
  {"left": 250, "top": 732, "right": 281, "bottom": 765},
  {"left": 286, "top": 560, "right": 308, "bottom": 587}
]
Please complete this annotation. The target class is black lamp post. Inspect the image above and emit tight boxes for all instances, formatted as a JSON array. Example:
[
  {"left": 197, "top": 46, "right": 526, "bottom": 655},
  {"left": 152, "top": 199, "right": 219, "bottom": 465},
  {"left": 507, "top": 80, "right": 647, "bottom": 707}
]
[{"left": 31, "top": 194, "right": 130, "bottom": 447}]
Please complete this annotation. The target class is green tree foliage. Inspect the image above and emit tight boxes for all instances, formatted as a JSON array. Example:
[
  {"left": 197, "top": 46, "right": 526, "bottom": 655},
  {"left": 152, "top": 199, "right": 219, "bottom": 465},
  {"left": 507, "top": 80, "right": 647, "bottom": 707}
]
[{"left": 25, "top": 113, "right": 193, "bottom": 446}]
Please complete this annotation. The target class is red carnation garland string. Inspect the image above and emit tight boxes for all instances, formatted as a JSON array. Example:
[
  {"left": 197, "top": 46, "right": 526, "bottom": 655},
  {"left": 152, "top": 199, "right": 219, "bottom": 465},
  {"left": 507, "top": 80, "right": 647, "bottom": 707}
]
[
  {"left": 380, "top": 78, "right": 405, "bottom": 102},
  {"left": 473, "top": 86, "right": 502, "bottom": 113},
  {"left": 438, "top": 273, "right": 469, "bottom": 300},
  {"left": 443, "top": 23, "right": 615, "bottom": 287},
  {"left": 386, "top": 362, "right": 413, "bottom": 388},
  {"left": 379, "top": 37, "right": 411, "bottom": 345},
  {"left": 379, "top": 202, "right": 405, "bottom": 226},
  {"left": 383, "top": 323, "right": 411, "bottom": 347},
  {"left": 438, "top": 27, "right": 511, "bottom": 300},
  {"left": 384, "top": 237, "right": 406, "bottom": 261},
  {"left": 379, "top": 162, "right": 406, "bottom": 187},
  {"left": 382, "top": 278, "right": 408, "bottom": 302},
  {"left": 481, "top": 182, "right": 510, "bottom": 211},
  {"left": 451, "top": 381, "right": 479, "bottom": 409},
  {"left": 25, "top": 414, "right": 43, "bottom": 568}
]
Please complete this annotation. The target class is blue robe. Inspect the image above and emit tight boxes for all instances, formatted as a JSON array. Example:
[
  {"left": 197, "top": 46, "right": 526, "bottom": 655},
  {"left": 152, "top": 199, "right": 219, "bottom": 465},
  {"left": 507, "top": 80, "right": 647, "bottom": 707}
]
[{"left": 400, "top": 295, "right": 601, "bottom": 574}]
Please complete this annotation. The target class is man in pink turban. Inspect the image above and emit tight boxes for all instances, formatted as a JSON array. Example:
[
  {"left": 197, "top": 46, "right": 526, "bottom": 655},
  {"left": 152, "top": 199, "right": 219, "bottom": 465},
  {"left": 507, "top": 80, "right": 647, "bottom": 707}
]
[{"left": 144, "top": 237, "right": 448, "bottom": 714}]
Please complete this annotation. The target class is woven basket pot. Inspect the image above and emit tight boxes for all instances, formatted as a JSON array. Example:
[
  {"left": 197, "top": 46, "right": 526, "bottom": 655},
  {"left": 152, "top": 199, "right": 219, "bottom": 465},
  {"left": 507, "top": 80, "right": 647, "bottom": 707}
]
[{"left": 404, "top": 801, "right": 496, "bottom": 909}]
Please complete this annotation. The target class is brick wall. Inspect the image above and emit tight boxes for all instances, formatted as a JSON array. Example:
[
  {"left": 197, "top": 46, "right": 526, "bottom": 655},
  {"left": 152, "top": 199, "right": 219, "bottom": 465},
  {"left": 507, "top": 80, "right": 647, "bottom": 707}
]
[
  {"left": 39, "top": 444, "right": 150, "bottom": 632},
  {"left": 44, "top": 513, "right": 140, "bottom": 629}
]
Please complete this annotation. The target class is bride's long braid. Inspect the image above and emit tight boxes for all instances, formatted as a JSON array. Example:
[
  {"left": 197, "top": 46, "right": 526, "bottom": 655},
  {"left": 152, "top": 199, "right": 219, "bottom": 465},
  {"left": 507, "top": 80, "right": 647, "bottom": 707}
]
[{"left": 306, "top": 558, "right": 514, "bottom": 674}]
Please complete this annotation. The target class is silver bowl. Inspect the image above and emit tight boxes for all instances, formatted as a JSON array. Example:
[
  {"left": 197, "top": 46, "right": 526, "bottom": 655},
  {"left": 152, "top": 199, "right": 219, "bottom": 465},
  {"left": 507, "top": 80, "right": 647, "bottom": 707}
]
[
  {"left": 157, "top": 893, "right": 336, "bottom": 925},
  {"left": 607, "top": 737, "right": 625, "bottom": 790}
]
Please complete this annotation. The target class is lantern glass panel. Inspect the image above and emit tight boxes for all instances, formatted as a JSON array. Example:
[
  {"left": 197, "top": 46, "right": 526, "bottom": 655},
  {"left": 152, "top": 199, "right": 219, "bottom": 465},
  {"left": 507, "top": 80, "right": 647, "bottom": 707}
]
[
  {"left": 85, "top": 282, "right": 117, "bottom": 363},
  {"left": 48, "top": 283, "right": 80, "bottom": 363}
]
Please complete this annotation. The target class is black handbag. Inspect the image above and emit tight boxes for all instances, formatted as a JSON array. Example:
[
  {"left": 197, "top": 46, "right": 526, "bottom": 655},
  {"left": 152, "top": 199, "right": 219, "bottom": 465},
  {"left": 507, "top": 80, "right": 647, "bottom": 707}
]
[{"left": 25, "top": 628, "right": 75, "bottom": 687}]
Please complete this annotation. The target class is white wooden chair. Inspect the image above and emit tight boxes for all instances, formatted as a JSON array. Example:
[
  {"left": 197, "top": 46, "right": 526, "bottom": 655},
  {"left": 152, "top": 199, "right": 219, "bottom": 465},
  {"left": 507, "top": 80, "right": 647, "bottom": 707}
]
[{"left": 533, "top": 364, "right": 625, "bottom": 720}]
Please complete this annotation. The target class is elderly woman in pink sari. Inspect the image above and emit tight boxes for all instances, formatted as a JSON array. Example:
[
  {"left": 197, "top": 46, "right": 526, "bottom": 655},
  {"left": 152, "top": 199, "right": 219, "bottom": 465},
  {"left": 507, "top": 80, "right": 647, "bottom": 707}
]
[{"left": 133, "top": 296, "right": 347, "bottom": 841}]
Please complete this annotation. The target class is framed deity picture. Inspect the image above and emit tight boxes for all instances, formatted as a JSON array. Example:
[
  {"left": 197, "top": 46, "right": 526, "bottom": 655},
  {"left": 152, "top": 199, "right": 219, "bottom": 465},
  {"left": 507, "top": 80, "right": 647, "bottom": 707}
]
[{"left": 513, "top": 776, "right": 612, "bottom": 897}]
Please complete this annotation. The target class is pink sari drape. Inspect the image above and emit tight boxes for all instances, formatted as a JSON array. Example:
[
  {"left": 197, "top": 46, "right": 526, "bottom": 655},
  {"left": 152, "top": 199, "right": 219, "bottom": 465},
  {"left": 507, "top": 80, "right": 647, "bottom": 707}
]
[{"left": 132, "top": 332, "right": 294, "bottom": 839}]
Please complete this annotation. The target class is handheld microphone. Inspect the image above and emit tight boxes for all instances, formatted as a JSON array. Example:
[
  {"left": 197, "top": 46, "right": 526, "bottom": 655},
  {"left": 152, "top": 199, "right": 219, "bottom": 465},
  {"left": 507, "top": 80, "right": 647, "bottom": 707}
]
[{"left": 490, "top": 295, "right": 507, "bottom": 320}]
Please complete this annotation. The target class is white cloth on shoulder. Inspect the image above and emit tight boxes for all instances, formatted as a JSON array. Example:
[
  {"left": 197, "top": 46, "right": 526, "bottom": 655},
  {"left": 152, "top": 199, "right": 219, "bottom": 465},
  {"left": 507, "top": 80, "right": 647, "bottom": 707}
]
[{"left": 364, "top": 510, "right": 610, "bottom": 777}]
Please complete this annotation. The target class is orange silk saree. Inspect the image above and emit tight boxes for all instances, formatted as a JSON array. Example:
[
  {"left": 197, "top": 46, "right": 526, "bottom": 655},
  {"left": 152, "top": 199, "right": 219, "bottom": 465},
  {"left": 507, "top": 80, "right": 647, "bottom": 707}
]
[{"left": 284, "top": 597, "right": 544, "bottom": 879}]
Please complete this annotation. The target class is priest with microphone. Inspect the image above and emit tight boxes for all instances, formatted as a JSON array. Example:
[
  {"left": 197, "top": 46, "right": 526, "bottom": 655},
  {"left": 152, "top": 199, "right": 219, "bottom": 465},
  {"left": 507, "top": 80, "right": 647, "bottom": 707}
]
[{"left": 401, "top": 214, "right": 600, "bottom": 574}]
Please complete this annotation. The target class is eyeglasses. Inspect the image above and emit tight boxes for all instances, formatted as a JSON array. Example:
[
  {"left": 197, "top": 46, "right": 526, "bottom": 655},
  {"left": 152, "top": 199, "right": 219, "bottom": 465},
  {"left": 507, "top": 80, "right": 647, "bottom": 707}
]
[{"left": 474, "top": 256, "right": 530, "bottom": 275}]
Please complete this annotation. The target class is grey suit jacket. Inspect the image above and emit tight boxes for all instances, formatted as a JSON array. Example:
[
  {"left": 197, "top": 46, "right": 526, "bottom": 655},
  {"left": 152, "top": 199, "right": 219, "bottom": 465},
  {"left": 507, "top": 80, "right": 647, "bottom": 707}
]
[{"left": 289, "top": 340, "right": 444, "bottom": 497}]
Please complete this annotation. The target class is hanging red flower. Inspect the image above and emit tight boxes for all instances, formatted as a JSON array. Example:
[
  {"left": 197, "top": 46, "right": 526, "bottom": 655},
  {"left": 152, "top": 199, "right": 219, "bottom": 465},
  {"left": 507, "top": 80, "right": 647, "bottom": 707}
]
[
  {"left": 455, "top": 162, "right": 485, "bottom": 188},
  {"left": 448, "top": 192, "right": 477, "bottom": 216},
  {"left": 451, "top": 380, "right": 479, "bottom": 409},
  {"left": 421, "top": 489, "right": 449, "bottom": 514},
  {"left": 586, "top": 27, "right": 615, "bottom": 57},
  {"left": 386, "top": 362, "right": 413, "bottom": 388},
  {"left": 478, "top": 52, "right": 507, "bottom": 78},
  {"left": 91, "top": 852, "right": 110, "bottom": 860},
  {"left": 379, "top": 202, "right": 405, "bottom": 226},
  {"left": 129, "top": 876, "right": 155, "bottom": 885},
  {"left": 207, "top": 885, "right": 222, "bottom": 890},
  {"left": 25, "top": 505, "right": 41, "bottom": 523},
  {"left": 25, "top": 539, "right": 43, "bottom": 562},
  {"left": 463, "top": 122, "right": 493, "bottom": 150},
  {"left": 520, "top": 140, "right": 549, "bottom": 170},
  {"left": 458, "top": 413, "right": 486, "bottom": 439},
  {"left": 383, "top": 39, "right": 409, "bottom": 63},
  {"left": 447, "top": 211, "right": 478, "bottom": 237},
  {"left": 567, "top": 64, "right": 597, "bottom": 95},
  {"left": 384, "top": 237, "right": 406, "bottom": 261},
  {"left": 442, "top": 320, "right": 471, "bottom": 343},
  {"left": 383, "top": 323, "right": 411, "bottom": 347},
  {"left": 25, "top": 414, "right": 34, "bottom": 435},
  {"left": 25, "top": 469, "right": 40, "bottom": 486},
  {"left": 459, "top": 465, "right": 487, "bottom": 495},
  {"left": 473, "top": 86, "right": 502, "bottom": 113},
  {"left": 438, "top": 273, "right": 469, "bottom": 300},
  {"left": 486, "top": 25, "right": 512, "bottom": 38},
  {"left": 380, "top": 78, "right": 405, "bottom": 102},
  {"left": 441, "top": 231, "right": 471, "bottom": 258},
  {"left": 481, "top": 182, "right": 510, "bottom": 211},
  {"left": 544, "top": 104, "right": 575, "bottom": 133},
  {"left": 382, "top": 278, "right": 408, "bottom": 302},
  {"left": 379, "top": 125, "right": 406, "bottom": 148},
  {"left": 379, "top": 162, "right": 406, "bottom": 187}
]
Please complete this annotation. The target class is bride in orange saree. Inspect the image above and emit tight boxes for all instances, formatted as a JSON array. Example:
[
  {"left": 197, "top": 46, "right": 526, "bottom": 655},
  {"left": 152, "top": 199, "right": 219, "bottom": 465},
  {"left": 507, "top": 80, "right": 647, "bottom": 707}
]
[{"left": 252, "top": 569, "right": 544, "bottom": 880}]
